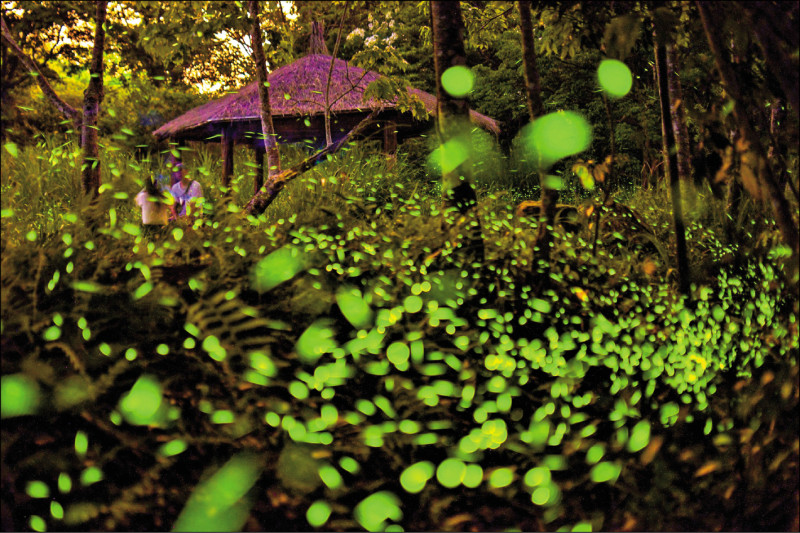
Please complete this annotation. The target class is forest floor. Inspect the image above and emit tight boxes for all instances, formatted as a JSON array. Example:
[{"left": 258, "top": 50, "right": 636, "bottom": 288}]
[{"left": 1, "top": 182, "right": 799, "bottom": 532}]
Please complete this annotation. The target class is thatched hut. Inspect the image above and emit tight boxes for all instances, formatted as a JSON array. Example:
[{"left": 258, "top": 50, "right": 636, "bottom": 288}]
[{"left": 153, "top": 29, "right": 500, "bottom": 188}]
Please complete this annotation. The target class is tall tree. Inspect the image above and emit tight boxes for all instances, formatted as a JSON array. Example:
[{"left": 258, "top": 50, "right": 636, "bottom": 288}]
[
  {"left": 248, "top": 0, "right": 281, "bottom": 181},
  {"left": 80, "top": 1, "right": 107, "bottom": 197},
  {"left": 430, "top": 0, "right": 484, "bottom": 264},
  {"left": 517, "top": 0, "right": 557, "bottom": 260},
  {"left": 1, "top": 1, "right": 107, "bottom": 197},
  {"left": 696, "top": 1, "right": 800, "bottom": 261},
  {"left": 666, "top": 41, "right": 694, "bottom": 211},
  {"left": 653, "top": 8, "right": 690, "bottom": 295},
  {"left": 430, "top": 0, "right": 478, "bottom": 215}
]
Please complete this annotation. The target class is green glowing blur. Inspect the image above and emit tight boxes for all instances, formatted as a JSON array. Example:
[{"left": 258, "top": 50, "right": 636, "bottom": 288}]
[
  {"left": 590, "top": 461, "right": 621, "bottom": 483},
  {"left": 353, "top": 491, "right": 403, "bottom": 532},
  {"left": 627, "top": 420, "right": 651, "bottom": 453},
  {"left": 306, "top": 500, "right": 332, "bottom": 527},
  {"left": 118, "top": 375, "right": 163, "bottom": 426},
  {"left": 80, "top": 467, "right": 103, "bottom": 486},
  {"left": 522, "top": 111, "right": 592, "bottom": 169},
  {"left": 296, "top": 320, "right": 337, "bottom": 364},
  {"left": 173, "top": 452, "right": 262, "bottom": 532},
  {"left": 27, "top": 481, "right": 50, "bottom": 498},
  {"left": 250, "top": 246, "right": 306, "bottom": 292},
  {"left": 441, "top": 65, "right": 474, "bottom": 97},
  {"left": 336, "top": 287, "right": 373, "bottom": 329},
  {"left": 436, "top": 458, "right": 466, "bottom": 488},
  {"left": 597, "top": 59, "right": 632, "bottom": 98},
  {"left": 159, "top": 439, "right": 188, "bottom": 457},
  {"left": 1, "top": 374, "right": 40, "bottom": 418},
  {"left": 429, "top": 138, "right": 470, "bottom": 175},
  {"left": 400, "top": 461, "right": 435, "bottom": 493}
]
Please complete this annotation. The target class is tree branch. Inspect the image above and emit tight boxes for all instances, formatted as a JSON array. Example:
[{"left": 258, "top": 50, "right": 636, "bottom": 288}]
[
  {"left": 244, "top": 109, "right": 379, "bottom": 216},
  {"left": 1, "top": 15, "right": 81, "bottom": 128}
]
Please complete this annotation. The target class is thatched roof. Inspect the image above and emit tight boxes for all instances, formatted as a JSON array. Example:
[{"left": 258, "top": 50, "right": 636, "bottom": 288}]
[{"left": 153, "top": 54, "right": 500, "bottom": 140}]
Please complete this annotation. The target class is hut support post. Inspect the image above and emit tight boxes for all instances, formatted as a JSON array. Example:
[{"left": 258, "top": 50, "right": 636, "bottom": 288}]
[
  {"left": 383, "top": 121, "right": 397, "bottom": 154},
  {"left": 221, "top": 128, "right": 234, "bottom": 188},
  {"left": 254, "top": 147, "right": 265, "bottom": 194}
]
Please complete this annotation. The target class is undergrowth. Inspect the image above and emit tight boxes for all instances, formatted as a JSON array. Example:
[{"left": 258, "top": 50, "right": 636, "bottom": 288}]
[{"left": 1, "top": 136, "right": 798, "bottom": 532}]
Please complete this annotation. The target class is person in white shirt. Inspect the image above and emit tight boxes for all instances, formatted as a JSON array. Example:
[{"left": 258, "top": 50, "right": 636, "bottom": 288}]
[
  {"left": 136, "top": 176, "right": 176, "bottom": 234},
  {"left": 169, "top": 162, "right": 203, "bottom": 217}
]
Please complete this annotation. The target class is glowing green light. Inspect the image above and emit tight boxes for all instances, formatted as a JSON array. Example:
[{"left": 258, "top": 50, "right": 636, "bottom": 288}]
[
  {"left": 339, "top": 456, "right": 360, "bottom": 474},
  {"left": 118, "top": 375, "right": 163, "bottom": 425},
  {"left": 43, "top": 325, "right": 61, "bottom": 341},
  {"left": 429, "top": 138, "right": 470, "bottom": 175},
  {"left": 30, "top": 515, "right": 46, "bottom": 532},
  {"left": 400, "top": 461, "right": 435, "bottom": 493},
  {"left": 524, "top": 466, "right": 551, "bottom": 487},
  {"left": 336, "top": 287, "right": 373, "bottom": 329},
  {"left": 531, "top": 485, "right": 551, "bottom": 505},
  {"left": 463, "top": 464, "right": 483, "bottom": 488},
  {"left": 627, "top": 420, "right": 651, "bottom": 453},
  {"left": 1, "top": 374, "right": 41, "bottom": 418},
  {"left": 296, "top": 320, "right": 337, "bottom": 364},
  {"left": 523, "top": 111, "right": 592, "bottom": 169},
  {"left": 436, "top": 458, "right": 466, "bottom": 488},
  {"left": 26, "top": 480, "right": 50, "bottom": 498},
  {"left": 50, "top": 501, "right": 64, "bottom": 520},
  {"left": 387, "top": 342, "right": 410, "bottom": 366},
  {"left": 307, "top": 500, "right": 332, "bottom": 527},
  {"left": 80, "top": 466, "right": 103, "bottom": 486},
  {"left": 250, "top": 246, "right": 306, "bottom": 292},
  {"left": 160, "top": 439, "right": 188, "bottom": 456},
  {"left": 585, "top": 444, "right": 605, "bottom": 464},
  {"left": 589, "top": 461, "right": 621, "bottom": 483},
  {"left": 173, "top": 452, "right": 262, "bottom": 532},
  {"left": 597, "top": 59, "right": 632, "bottom": 98},
  {"left": 75, "top": 431, "right": 88, "bottom": 456},
  {"left": 489, "top": 467, "right": 514, "bottom": 488},
  {"left": 156, "top": 343, "right": 169, "bottom": 355},
  {"left": 289, "top": 381, "right": 310, "bottom": 400},
  {"left": 441, "top": 65, "right": 474, "bottom": 97},
  {"left": 353, "top": 491, "right": 403, "bottom": 532},
  {"left": 318, "top": 465, "right": 343, "bottom": 489},
  {"left": 212, "top": 410, "right": 235, "bottom": 424},
  {"left": 403, "top": 295, "right": 423, "bottom": 314},
  {"left": 202, "top": 335, "right": 227, "bottom": 361},
  {"left": 58, "top": 473, "right": 72, "bottom": 494}
]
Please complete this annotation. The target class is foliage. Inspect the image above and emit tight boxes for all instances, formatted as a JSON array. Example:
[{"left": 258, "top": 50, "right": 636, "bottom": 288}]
[{"left": 2, "top": 128, "right": 798, "bottom": 531}]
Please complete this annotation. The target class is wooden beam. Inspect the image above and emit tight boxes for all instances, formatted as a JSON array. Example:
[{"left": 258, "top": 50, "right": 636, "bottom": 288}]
[
  {"left": 254, "top": 147, "right": 265, "bottom": 195},
  {"left": 221, "top": 127, "right": 234, "bottom": 188},
  {"left": 383, "top": 121, "right": 398, "bottom": 154}
]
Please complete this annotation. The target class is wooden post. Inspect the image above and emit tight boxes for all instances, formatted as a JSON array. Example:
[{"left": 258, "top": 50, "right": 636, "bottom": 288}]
[
  {"left": 383, "top": 121, "right": 398, "bottom": 154},
  {"left": 254, "top": 147, "right": 265, "bottom": 194},
  {"left": 221, "top": 127, "right": 234, "bottom": 188}
]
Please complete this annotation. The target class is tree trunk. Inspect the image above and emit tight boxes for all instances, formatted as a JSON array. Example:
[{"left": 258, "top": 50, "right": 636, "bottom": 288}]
[
  {"left": 244, "top": 110, "right": 378, "bottom": 216},
  {"left": 654, "top": 16, "right": 691, "bottom": 296},
  {"left": 325, "top": 11, "right": 347, "bottom": 146},
  {"left": 666, "top": 42, "right": 694, "bottom": 211},
  {"left": 248, "top": 0, "right": 280, "bottom": 177},
  {"left": 518, "top": 0, "right": 557, "bottom": 260},
  {"left": 431, "top": 0, "right": 477, "bottom": 213},
  {"left": 80, "top": 1, "right": 107, "bottom": 197},
  {"left": 697, "top": 2, "right": 800, "bottom": 260},
  {"left": 431, "top": 0, "right": 483, "bottom": 263}
]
